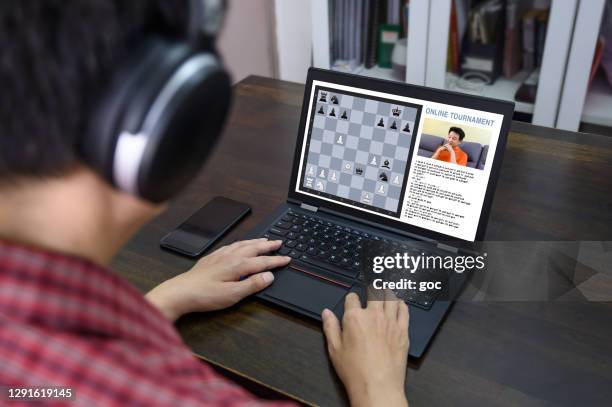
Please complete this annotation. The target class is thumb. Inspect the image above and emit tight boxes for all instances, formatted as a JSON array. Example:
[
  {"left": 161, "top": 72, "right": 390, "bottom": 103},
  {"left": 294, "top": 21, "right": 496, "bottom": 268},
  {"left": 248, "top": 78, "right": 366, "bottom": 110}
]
[
  {"left": 233, "top": 271, "right": 275, "bottom": 299},
  {"left": 321, "top": 308, "right": 342, "bottom": 352}
]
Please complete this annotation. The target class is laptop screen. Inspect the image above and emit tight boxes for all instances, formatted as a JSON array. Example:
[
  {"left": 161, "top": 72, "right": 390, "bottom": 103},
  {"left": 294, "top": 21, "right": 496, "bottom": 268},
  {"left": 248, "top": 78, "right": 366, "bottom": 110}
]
[{"left": 294, "top": 79, "right": 506, "bottom": 242}]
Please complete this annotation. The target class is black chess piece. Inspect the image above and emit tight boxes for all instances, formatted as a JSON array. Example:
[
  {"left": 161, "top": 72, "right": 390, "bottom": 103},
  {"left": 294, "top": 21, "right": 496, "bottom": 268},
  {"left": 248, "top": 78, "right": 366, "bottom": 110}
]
[
  {"left": 355, "top": 167, "right": 364, "bottom": 176},
  {"left": 341, "top": 110, "right": 348, "bottom": 119},
  {"left": 378, "top": 172, "right": 388, "bottom": 182},
  {"left": 329, "top": 108, "right": 336, "bottom": 117},
  {"left": 382, "top": 159, "right": 390, "bottom": 169},
  {"left": 390, "top": 120, "right": 397, "bottom": 130},
  {"left": 331, "top": 95, "right": 339, "bottom": 104},
  {"left": 318, "top": 106, "right": 325, "bottom": 114},
  {"left": 319, "top": 92, "right": 327, "bottom": 102},
  {"left": 403, "top": 122, "right": 410, "bottom": 132},
  {"left": 377, "top": 118, "right": 385, "bottom": 127}
]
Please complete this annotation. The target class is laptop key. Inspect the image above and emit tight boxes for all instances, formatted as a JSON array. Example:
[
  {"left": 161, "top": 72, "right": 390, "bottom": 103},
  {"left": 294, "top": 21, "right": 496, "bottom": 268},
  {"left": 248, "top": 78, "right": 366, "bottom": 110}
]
[
  {"left": 278, "top": 247, "right": 291, "bottom": 256},
  {"left": 284, "top": 240, "right": 297, "bottom": 248},
  {"left": 298, "top": 255, "right": 359, "bottom": 278},
  {"left": 275, "top": 221, "right": 291, "bottom": 229},
  {"left": 295, "top": 243, "right": 308, "bottom": 252},
  {"left": 269, "top": 227, "right": 288, "bottom": 237},
  {"left": 288, "top": 250, "right": 301, "bottom": 259}
]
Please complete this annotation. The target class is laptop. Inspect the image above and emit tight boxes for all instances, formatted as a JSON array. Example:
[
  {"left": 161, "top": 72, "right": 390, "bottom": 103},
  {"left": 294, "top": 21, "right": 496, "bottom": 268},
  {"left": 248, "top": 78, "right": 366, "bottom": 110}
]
[{"left": 244, "top": 68, "right": 514, "bottom": 357}]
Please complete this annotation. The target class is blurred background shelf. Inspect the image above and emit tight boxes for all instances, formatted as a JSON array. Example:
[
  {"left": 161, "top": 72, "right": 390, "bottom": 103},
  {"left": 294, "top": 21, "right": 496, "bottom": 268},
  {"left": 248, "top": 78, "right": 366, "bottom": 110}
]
[
  {"left": 297, "top": 0, "right": 612, "bottom": 132},
  {"left": 582, "top": 74, "right": 612, "bottom": 127},
  {"left": 445, "top": 70, "right": 534, "bottom": 114}
]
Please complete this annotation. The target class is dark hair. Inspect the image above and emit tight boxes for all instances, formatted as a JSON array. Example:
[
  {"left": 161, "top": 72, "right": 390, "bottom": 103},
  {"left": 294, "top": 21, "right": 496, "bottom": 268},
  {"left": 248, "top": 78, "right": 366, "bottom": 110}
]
[
  {"left": 448, "top": 126, "right": 465, "bottom": 141},
  {"left": 0, "top": 1, "right": 188, "bottom": 182}
]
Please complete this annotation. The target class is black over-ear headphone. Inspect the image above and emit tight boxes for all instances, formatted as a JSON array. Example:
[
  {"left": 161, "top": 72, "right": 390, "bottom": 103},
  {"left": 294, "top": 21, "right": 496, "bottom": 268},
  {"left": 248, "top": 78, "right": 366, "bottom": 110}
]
[{"left": 81, "top": 0, "right": 232, "bottom": 203}]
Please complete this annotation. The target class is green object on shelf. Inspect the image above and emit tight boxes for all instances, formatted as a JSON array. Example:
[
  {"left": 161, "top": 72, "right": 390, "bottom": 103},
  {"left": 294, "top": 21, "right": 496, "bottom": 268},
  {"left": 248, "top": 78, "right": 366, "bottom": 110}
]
[{"left": 377, "top": 24, "right": 401, "bottom": 68}]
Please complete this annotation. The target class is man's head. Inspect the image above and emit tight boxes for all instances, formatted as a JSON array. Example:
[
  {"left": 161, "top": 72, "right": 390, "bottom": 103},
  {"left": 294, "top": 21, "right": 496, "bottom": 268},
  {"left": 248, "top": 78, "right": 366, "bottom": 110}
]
[
  {"left": 0, "top": 1, "right": 191, "bottom": 262},
  {"left": 447, "top": 126, "right": 466, "bottom": 147},
  {"left": 0, "top": 1, "right": 188, "bottom": 183}
]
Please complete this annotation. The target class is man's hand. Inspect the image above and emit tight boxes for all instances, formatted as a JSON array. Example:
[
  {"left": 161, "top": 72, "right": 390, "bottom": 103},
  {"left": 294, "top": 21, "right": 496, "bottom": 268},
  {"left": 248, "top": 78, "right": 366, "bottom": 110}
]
[
  {"left": 443, "top": 143, "right": 453, "bottom": 152},
  {"left": 146, "top": 238, "right": 290, "bottom": 321},
  {"left": 322, "top": 292, "right": 409, "bottom": 407}
]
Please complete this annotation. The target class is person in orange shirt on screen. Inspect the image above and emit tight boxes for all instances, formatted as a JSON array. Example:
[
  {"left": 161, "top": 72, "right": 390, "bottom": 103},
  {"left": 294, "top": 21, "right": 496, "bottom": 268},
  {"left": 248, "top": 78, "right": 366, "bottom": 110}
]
[{"left": 431, "top": 126, "right": 468, "bottom": 166}]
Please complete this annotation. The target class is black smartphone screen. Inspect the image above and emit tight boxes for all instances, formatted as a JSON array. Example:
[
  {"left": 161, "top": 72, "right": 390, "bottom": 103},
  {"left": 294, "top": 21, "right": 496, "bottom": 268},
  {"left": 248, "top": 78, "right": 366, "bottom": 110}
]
[{"left": 160, "top": 197, "right": 251, "bottom": 257}]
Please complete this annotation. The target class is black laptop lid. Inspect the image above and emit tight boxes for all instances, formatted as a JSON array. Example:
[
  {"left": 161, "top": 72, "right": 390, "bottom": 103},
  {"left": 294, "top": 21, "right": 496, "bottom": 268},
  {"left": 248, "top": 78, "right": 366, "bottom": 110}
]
[{"left": 288, "top": 68, "right": 514, "bottom": 244}]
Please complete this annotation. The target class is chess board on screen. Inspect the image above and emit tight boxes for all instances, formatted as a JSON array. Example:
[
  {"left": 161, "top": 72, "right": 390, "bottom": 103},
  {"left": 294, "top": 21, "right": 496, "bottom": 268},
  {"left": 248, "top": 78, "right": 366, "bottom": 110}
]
[{"left": 300, "top": 86, "right": 422, "bottom": 217}]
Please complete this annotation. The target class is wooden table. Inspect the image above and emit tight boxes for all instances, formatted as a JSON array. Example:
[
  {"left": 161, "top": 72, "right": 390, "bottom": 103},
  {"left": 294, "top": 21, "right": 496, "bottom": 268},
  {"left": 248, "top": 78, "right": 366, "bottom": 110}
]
[{"left": 113, "top": 76, "right": 612, "bottom": 406}]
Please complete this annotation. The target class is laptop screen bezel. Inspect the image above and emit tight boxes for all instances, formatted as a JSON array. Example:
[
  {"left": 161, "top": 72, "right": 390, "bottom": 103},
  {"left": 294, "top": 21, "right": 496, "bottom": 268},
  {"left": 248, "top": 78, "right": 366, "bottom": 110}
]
[{"left": 288, "top": 68, "right": 515, "bottom": 244}]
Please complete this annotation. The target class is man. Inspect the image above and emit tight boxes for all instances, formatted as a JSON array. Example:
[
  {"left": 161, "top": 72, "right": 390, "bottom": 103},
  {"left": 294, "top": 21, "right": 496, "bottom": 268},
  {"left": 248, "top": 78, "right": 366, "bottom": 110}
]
[
  {"left": 0, "top": 1, "right": 410, "bottom": 406},
  {"left": 431, "top": 126, "right": 469, "bottom": 166}
]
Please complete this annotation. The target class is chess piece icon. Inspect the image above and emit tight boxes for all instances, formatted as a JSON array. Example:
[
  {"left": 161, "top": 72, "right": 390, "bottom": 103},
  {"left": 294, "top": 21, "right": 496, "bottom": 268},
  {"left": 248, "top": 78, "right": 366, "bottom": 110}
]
[
  {"left": 378, "top": 184, "right": 385, "bottom": 194},
  {"left": 319, "top": 91, "right": 327, "bottom": 102},
  {"left": 307, "top": 166, "right": 315, "bottom": 176},
  {"left": 355, "top": 167, "right": 364, "bottom": 176},
  {"left": 344, "top": 162, "right": 352, "bottom": 171},
  {"left": 331, "top": 95, "right": 339, "bottom": 104},
  {"left": 319, "top": 169, "right": 326, "bottom": 178},
  {"left": 318, "top": 106, "right": 325, "bottom": 114},
  {"left": 377, "top": 118, "right": 385, "bottom": 127},
  {"left": 329, "top": 108, "right": 336, "bottom": 117},
  {"left": 381, "top": 159, "right": 390, "bottom": 169},
  {"left": 390, "top": 121, "right": 397, "bottom": 130},
  {"left": 392, "top": 107, "right": 401, "bottom": 117},
  {"left": 316, "top": 181, "right": 324, "bottom": 190},
  {"left": 378, "top": 172, "right": 388, "bottom": 182},
  {"left": 330, "top": 171, "right": 337, "bottom": 182},
  {"left": 341, "top": 110, "right": 348, "bottom": 119},
  {"left": 392, "top": 175, "right": 400, "bottom": 185},
  {"left": 403, "top": 122, "right": 410, "bottom": 132},
  {"left": 336, "top": 135, "right": 344, "bottom": 144},
  {"left": 305, "top": 177, "right": 313, "bottom": 188},
  {"left": 370, "top": 156, "right": 377, "bottom": 166}
]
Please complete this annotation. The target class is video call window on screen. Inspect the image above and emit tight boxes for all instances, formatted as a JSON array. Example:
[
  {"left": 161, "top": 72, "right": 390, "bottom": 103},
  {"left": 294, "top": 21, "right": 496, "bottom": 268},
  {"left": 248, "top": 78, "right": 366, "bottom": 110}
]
[{"left": 300, "top": 87, "right": 422, "bottom": 217}]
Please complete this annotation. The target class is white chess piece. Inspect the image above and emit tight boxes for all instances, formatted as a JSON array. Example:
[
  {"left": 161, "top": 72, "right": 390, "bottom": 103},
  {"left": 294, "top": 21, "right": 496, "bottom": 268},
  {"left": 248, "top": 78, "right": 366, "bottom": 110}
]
[
  {"left": 344, "top": 163, "right": 352, "bottom": 171},
  {"left": 337, "top": 135, "right": 343, "bottom": 144},
  {"left": 316, "top": 181, "right": 324, "bottom": 190},
  {"left": 319, "top": 169, "right": 326, "bottom": 178},
  {"left": 370, "top": 157, "right": 377, "bottom": 166},
  {"left": 393, "top": 175, "right": 400, "bottom": 184},
  {"left": 308, "top": 166, "right": 315, "bottom": 176},
  {"left": 330, "top": 172, "right": 337, "bottom": 181},
  {"left": 378, "top": 184, "right": 385, "bottom": 194}
]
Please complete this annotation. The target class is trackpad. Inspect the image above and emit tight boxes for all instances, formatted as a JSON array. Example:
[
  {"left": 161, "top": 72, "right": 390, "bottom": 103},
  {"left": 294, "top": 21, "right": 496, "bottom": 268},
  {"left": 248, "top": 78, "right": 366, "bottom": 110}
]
[{"left": 263, "top": 267, "right": 349, "bottom": 318}]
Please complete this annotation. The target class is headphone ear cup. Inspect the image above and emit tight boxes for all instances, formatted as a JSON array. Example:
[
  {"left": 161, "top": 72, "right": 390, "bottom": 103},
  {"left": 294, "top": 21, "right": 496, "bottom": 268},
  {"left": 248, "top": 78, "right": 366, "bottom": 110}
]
[
  {"left": 82, "top": 40, "right": 172, "bottom": 181},
  {"left": 134, "top": 53, "right": 232, "bottom": 202}
]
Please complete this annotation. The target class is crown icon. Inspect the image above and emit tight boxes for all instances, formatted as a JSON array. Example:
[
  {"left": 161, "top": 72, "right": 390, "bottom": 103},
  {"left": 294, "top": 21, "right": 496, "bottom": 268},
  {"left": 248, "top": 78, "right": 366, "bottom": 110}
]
[
  {"left": 321, "top": 91, "right": 327, "bottom": 96},
  {"left": 392, "top": 107, "right": 401, "bottom": 116}
]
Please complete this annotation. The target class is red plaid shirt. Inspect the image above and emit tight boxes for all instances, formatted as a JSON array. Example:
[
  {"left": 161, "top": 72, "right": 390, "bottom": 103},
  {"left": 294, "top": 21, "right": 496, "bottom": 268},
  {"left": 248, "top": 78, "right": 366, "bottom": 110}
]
[{"left": 0, "top": 240, "right": 295, "bottom": 406}]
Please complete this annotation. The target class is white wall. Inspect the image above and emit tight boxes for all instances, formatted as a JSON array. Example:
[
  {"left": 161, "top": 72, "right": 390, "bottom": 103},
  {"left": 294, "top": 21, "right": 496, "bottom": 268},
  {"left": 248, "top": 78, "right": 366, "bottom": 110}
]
[
  {"left": 217, "top": 0, "right": 278, "bottom": 83},
  {"left": 274, "top": 0, "right": 313, "bottom": 83}
]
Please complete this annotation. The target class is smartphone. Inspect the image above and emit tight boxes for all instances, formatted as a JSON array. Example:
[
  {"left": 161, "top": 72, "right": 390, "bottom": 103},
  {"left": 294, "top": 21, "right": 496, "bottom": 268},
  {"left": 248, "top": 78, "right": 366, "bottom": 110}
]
[{"left": 160, "top": 197, "right": 251, "bottom": 257}]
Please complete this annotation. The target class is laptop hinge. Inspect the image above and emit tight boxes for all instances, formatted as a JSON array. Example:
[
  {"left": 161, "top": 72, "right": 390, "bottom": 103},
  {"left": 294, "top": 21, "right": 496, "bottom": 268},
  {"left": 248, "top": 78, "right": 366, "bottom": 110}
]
[
  {"left": 300, "top": 203, "right": 318, "bottom": 212},
  {"left": 437, "top": 243, "right": 458, "bottom": 253}
]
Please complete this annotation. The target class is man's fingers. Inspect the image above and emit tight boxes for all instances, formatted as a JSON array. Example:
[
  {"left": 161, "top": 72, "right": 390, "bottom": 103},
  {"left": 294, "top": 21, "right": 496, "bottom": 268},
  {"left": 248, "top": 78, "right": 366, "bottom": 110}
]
[
  {"left": 398, "top": 301, "right": 409, "bottom": 330},
  {"left": 232, "top": 271, "right": 275, "bottom": 299},
  {"left": 383, "top": 289, "right": 399, "bottom": 319},
  {"left": 234, "top": 239, "right": 283, "bottom": 257},
  {"left": 211, "top": 238, "right": 267, "bottom": 255},
  {"left": 321, "top": 308, "right": 342, "bottom": 352},
  {"left": 234, "top": 255, "right": 291, "bottom": 278},
  {"left": 344, "top": 292, "right": 361, "bottom": 310}
]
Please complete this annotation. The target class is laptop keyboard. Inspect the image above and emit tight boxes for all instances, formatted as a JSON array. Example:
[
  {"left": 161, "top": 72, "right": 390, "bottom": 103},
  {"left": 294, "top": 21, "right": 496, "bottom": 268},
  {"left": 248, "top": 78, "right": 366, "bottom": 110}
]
[{"left": 262, "top": 209, "right": 438, "bottom": 310}]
